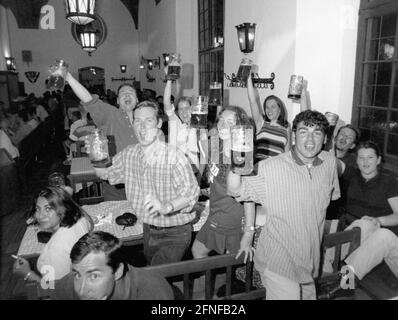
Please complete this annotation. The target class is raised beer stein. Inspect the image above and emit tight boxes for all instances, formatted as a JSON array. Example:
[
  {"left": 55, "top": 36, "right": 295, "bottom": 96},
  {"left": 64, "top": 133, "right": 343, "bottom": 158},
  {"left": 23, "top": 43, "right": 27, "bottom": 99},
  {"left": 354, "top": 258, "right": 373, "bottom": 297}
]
[
  {"left": 287, "top": 75, "right": 304, "bottom": 100},
  {"left": 48, "top": 59, "right": 68, "bottom": 91},
  {"left": 231, "top": 125, "right": 254, "bottom": 175},
  {"left": 209, "top": 82, "right": 222, "bottom": 106},
  {"left": 191, "top": 95, "right": 208, "bottom": 129},
  {"left": 166, "top": 53, "right": 182, "bottom": 81},
  {"left": 236, "top": 58, "right": 253, "bottom": 83},
  {"left": 88, "top": 129, "right": 111, "bottom": 168}
]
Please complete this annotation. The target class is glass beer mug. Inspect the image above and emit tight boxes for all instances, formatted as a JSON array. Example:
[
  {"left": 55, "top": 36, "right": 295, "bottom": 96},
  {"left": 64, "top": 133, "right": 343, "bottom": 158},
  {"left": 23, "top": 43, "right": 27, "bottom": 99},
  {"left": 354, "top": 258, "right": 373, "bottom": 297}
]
[
  {"left": 287, "top": 75, "right": 304, "bottom": 100},
  {"left": 167, "top": 53, "right": 182, "bottom": 81},
  {"left": 209, "top": 82, "right": 222, "bottom": 106},
  {"left": 191, "top": 95, "right": 208, "bottom": 129},
  {"left": 236, "top": 58, "right": 253, "bottom": 83},
  {"left": 48, "top": 59, "right": 68, "bottom": 91},
  {"left": 88, "top": 129, "right": 111, "bottom": 168},
  {"left": 231, "top": 125, "right": 254, "bottom": 175}
]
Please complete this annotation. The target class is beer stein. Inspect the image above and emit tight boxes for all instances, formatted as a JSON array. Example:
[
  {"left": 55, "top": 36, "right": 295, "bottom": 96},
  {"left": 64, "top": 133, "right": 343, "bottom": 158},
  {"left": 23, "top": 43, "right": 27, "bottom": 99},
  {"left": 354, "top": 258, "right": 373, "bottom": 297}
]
[
  {"left": 88, "top": 129, "right": 111, "bottom": 167},
  {"left": 231, "top": 125, "right": 254, "bottom": 175},
  {"left": 287, "top": 75, "right": 304, "bottom": 100},
  {"left": 48, "top": 59, "right": 68, "bottom": 91},
  {"left": 191, "top": 96, "right": 208, "bottom": 129},
  {"left": 236, "top": 58, "right": 253, "bottom": 83},
  {"left": 209, "top": 82, "right": 222, "bottom": 106},
  {"left": 166, "top": 53, "right": 182, "bottom": 81}
]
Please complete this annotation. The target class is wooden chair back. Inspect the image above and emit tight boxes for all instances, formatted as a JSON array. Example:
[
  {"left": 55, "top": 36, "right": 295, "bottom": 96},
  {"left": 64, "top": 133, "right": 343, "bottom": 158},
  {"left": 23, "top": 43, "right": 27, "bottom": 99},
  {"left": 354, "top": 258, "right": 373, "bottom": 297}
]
[{"left": 143, "top": 253, "right": 266, "bottom": 300}]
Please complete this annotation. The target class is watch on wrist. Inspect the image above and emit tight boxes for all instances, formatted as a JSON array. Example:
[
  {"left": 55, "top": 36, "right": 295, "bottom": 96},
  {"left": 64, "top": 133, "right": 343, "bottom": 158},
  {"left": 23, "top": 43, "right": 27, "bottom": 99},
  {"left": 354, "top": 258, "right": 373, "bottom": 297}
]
[{"left": 244, "top": 225, "right": 256, "bottom": 232}]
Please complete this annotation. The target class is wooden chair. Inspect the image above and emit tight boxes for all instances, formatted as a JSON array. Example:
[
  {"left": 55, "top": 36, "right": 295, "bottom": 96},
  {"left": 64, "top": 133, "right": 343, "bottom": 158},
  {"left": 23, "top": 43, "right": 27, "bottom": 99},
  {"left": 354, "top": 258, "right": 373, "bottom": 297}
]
[
  {"left": 67, "top": 174, "right": 104, "bottom": 205},
  {"left": 71, "top": 141, "right": 86, "bottom": 158},
  {"left": 316, "top": 226, "right": 361, "bottom": 296},
  {"left": 142, "top": 253, "right": 266, "bottom": 300}
]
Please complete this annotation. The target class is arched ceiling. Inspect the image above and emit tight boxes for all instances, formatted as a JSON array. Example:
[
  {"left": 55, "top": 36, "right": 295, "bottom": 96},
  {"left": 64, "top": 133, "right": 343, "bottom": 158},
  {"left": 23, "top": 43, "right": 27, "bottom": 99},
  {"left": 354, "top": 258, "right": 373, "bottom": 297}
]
[{"left": 0, "top": 0, "right": 161, "bottom": 30}]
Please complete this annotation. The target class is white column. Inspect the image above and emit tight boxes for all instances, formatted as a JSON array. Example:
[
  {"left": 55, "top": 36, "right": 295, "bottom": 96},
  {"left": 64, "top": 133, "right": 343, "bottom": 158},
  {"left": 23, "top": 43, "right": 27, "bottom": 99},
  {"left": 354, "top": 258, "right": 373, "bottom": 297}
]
[{"left": 0, "top": 4, "right": 12, "bottom": 71}]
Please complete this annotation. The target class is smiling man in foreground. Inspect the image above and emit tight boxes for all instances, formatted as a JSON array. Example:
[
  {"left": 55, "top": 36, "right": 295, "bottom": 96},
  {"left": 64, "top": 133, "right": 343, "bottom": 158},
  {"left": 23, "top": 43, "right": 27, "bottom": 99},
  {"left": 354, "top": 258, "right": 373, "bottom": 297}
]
[
  {"left": 37, "top": 231, "right": 174, "bottom": 300},
  {"left": 227, "top": 110, "right": 340, "bottom": 300}
]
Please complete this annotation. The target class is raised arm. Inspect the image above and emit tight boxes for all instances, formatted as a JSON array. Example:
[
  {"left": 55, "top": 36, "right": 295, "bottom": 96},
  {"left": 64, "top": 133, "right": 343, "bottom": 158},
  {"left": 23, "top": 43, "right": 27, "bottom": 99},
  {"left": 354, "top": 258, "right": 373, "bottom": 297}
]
[
  {"left": 299, "top": 80, "right": 310, "bottom": 112},
  {"left": 247, "top": 74, "right": 264, "bottom": 133},
  {"left": 236, "top": 201, "right": 256, "bottom": 262},
  {"left": 65, "top": 72, "right": 93, "bottom": 104},
  {"left": 163, "top": 78, "right": 174, "bottom": 114}
]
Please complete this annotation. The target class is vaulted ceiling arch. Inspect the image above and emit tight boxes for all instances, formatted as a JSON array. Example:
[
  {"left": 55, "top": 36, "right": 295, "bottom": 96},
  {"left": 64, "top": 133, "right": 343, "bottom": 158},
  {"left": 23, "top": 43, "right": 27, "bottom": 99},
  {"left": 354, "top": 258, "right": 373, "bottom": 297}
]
[{"left": 0, "top": 0, "right": 162, "bottom": 30}]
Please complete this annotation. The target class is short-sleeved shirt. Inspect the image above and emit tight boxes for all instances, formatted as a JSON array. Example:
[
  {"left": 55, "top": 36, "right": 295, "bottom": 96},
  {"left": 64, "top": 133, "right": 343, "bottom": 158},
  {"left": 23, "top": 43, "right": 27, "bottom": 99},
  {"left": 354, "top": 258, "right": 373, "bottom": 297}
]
[
  {"left": 344, "top": 170, "right": 398, "bottom": 219},
  {"left": 106, "top": 139, "right": 200, "bottom": 227},
  {"left": 45, "top": 265, "right": 174, "bottom": 300},
  {"left": 36, "top": 105, "right": 49, "bottom": 122},
  {"left": 166, "top": 107, "right": 200, "bottom": 167},
  {"left": 0, "top": 129, "right": 19, "bottom": 159},
  {"left": 236, "top": 149, "right": 340, "bottom": 283},
  {"left": 36, "top": 217, "right": 91, "bottom": 280},
  {"left": 82, "top": 95, "right": 138, "bottom": 153}
]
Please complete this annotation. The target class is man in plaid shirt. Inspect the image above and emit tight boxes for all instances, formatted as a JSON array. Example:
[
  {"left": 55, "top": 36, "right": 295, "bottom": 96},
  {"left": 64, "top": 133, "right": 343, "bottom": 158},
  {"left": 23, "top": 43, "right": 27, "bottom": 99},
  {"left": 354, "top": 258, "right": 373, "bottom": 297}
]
[{"left": 94, "top": 101, "right": 200, "bottom": 265}]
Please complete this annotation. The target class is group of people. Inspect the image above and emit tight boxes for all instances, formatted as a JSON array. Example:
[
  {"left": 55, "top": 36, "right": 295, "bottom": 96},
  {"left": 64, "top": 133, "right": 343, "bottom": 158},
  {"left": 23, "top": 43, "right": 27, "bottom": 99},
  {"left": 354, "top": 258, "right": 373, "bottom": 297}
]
[{"left": 10, "top": 59, "right": 398, "bottom": 301}]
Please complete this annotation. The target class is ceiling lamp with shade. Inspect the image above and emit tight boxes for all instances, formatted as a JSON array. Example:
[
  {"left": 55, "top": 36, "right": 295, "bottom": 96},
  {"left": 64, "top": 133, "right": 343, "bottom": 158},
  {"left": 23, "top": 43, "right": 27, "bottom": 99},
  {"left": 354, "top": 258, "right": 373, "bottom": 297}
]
[{"left": 65, "top": 0, "right": 96, "bottom": 25}]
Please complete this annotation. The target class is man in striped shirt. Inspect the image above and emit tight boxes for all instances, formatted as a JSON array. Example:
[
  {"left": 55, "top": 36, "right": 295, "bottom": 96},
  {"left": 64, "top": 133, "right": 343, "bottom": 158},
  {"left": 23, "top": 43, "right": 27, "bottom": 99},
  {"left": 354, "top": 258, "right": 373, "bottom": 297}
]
[
  {"left": 94, "top": 101, "right": 200, "bottom": 266},
  {"left": 228, "top": 110, "right": 340, "bottom": 300}
]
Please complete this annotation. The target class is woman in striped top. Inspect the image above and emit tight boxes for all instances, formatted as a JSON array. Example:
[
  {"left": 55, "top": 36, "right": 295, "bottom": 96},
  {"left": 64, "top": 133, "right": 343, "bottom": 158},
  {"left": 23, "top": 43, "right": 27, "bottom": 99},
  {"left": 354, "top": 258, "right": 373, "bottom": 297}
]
[{"left": 246, "top": 75, "right": 290, "bottom": 163}]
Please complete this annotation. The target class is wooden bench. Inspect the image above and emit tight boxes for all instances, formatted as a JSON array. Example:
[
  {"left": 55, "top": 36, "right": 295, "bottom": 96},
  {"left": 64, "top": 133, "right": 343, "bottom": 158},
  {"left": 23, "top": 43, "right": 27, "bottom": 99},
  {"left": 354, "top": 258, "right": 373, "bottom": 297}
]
[
  {"left": 24, "top": 228, "right": 367, "bottom": 300},
  {"left": 143, "top": 253, "right": 266, "bottom": 300}
]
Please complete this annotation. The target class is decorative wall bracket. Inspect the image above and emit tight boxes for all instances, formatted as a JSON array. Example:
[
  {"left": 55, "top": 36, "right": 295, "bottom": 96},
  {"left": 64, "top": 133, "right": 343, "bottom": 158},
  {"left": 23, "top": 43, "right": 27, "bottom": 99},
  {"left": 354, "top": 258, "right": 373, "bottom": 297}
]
[
  {"left": 111, "top": 76, "right": 136, "bottom": 82},
  {"left": 224, "top": 72, "right": 275, "bottom": 89}
]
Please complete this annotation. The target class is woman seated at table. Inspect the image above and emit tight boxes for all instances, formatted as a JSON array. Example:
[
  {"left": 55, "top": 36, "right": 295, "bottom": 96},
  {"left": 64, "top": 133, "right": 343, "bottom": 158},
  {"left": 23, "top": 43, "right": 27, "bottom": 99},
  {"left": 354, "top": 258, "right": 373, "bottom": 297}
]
[
  {"left": 191, "top": 106, "right": 251, "bottom": 258},
  {"left": 13, "top": 187, "right": 94, "bottom": 282}
]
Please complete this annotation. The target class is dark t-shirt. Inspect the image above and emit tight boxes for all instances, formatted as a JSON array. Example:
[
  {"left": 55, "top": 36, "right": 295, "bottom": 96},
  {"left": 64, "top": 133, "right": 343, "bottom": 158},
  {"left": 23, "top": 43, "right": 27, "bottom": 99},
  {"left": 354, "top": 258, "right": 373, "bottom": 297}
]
[
  {"left": 207, "top": 142, "right": 244, "bottom": 229},
  {"left": 344, "top": 169, "right": 398, "bottom": 219},
  {"left": 40, "top": 265, "right": 174, "bottom": 300}
]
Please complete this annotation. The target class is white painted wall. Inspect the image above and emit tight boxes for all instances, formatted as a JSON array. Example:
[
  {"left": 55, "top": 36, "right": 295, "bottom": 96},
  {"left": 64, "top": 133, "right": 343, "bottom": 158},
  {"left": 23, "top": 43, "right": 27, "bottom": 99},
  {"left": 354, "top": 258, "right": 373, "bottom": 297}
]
[
  {"left": 295, "top": 0, "right": 360, "bottom": 124},
  {"left": 224, "top": 0, "right": 360, "bottom": 125},
  {"left": 138, "top": 0, "right": 199, "bottom": 99},
  {"left": 5, "top": 0, "right": 359, "bottom": 124},
  {"left": 6, "top": 0, "right": 139, "bottom": 96},
  {"left": 0, "top": 5, "right": 12, "bottom": 71}
]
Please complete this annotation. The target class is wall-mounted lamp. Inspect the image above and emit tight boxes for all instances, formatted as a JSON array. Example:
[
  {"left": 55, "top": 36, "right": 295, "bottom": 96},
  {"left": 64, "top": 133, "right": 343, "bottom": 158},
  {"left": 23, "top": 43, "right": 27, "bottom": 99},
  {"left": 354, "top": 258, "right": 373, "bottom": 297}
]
[
  {"left": 162, "top": 53, "right": 170, "bottom": 66},
  {"left": 225, "top": 22, "right": 275, "bottom": 90},
  {"left": 65, "top": 0, "right": 96, "bottom": 25},
  {"left": 5, "top": 57, "right": 16, "bottom": 71},
  {"left": 120, "top": 65, "right": 127, "bottom": 73},
  {"left": 79, "top": 24, "right": 97, "bottom": 56},
  {"left": 140, "top": 56, "right": 161, "bottom": 70},
  {"left": 236, "top": 22, "right": 256, "bottom": 54}
]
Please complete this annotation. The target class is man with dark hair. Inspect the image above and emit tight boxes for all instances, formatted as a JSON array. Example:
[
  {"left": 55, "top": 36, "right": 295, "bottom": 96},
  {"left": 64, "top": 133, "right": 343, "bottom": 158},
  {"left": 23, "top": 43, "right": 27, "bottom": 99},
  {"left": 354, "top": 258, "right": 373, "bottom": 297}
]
[
  {"left": 333, "top": 124, "right": 360, "bottom": 174},
  {"left": 37, "top": 231, "right": 174, "bottom": 300},
  {"left": 93, "top": 102, "right": 200, "bottom": 266},
  {"left": 326, "top": 124, "right": 360, "bottom": 219},
  {"left": 227, "top": 110, "right": 340, "bottom": 300},
  {"left": 62, "top": 69, "right": 139, "bottom": 201}
]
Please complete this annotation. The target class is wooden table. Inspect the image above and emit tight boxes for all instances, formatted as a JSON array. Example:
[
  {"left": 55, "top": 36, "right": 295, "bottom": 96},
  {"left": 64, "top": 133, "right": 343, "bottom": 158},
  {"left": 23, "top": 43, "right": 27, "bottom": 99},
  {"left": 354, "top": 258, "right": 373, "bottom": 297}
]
[
  {"left": 68, "top": 157, "right": 103, "bottom": 204},
  {"left": 17, "top": 200, "right": 209, "bottom": 258},
  {"left": 17, "top": 201, "right": 144, "bottom": 258}
]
